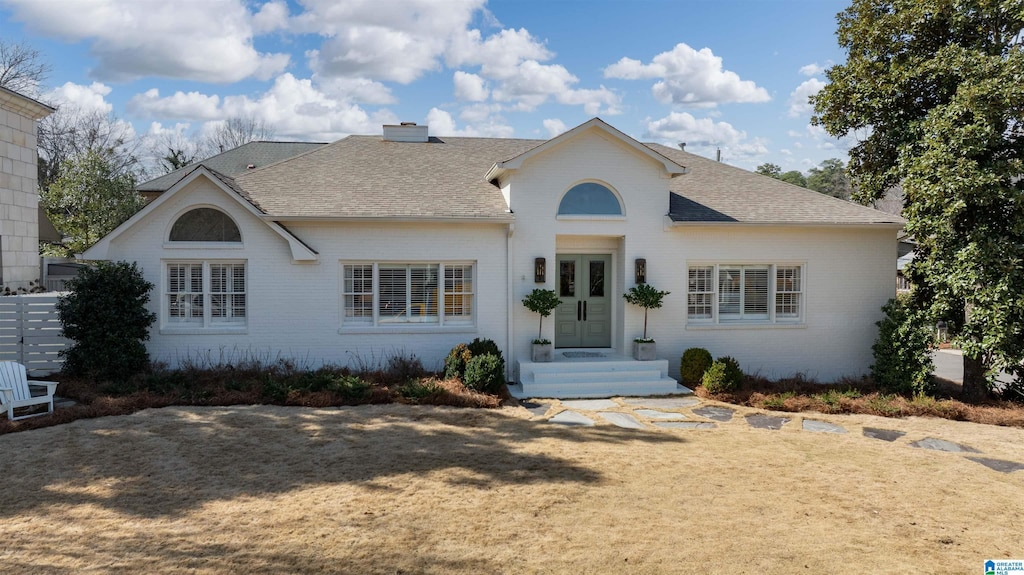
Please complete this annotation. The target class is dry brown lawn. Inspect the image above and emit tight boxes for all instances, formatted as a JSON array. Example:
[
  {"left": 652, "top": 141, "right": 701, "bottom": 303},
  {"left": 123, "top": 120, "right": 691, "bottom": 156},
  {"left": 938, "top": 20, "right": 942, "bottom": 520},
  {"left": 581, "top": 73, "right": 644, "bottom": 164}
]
[{"left": 2, "top": 401, "right": 1022, "bottom": 574}]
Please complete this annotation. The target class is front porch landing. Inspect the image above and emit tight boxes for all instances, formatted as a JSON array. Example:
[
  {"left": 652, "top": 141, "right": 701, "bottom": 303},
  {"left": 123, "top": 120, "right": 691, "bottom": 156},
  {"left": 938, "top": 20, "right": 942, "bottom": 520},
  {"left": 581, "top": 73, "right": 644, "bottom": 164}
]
[{"left": 511, "top": 349, "right": 691, "bottom": 399}]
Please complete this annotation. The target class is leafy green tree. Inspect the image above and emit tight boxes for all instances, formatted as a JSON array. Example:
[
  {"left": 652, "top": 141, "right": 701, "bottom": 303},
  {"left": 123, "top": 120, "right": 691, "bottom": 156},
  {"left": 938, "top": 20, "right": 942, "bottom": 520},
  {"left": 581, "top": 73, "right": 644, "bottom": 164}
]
[
  {"left": 57, "top": 261, "right": 156, "bottom": 382},
  {"left": 812, "top": 0, "right": 1024, "bottom": 398},
  {"left": 779, "top": 170, "right": 807, "bottom": 187},
  {"left": 755, "top": 163, "right": 782, "bottom": 178},
  {"left": 806, "top": 158, "right": 851, "bottom": 199},
  {"left": 41, "top": 149, "right": 145, "bottom": 256}
]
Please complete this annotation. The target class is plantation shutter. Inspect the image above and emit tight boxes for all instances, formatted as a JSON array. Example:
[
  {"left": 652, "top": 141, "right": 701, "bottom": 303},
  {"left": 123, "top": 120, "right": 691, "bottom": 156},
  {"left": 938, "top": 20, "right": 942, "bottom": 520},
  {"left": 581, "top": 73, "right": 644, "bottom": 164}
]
[
  {"left": 743, "top": 267, "right": 769, "bottom": 319},
  {"left": 378, "top": 266, "right": 407, "bottom": 321}
]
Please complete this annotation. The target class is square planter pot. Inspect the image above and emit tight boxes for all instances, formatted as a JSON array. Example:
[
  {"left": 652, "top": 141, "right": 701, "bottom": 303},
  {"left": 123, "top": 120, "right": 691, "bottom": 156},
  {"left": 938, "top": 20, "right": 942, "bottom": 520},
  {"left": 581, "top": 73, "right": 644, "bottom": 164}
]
[
  {"left": 633, "top": 341, "right": 657, "bottom": 361},
  {"left": 531, "top": 343, "right": 554, "bottom": 362}
]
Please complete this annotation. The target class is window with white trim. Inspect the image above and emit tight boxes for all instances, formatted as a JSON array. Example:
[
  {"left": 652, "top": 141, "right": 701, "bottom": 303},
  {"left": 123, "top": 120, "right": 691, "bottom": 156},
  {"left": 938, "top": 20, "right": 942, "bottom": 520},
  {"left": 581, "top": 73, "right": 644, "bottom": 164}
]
[
  {"left": 166, "top": 261, "right": 246, "bottom": 327},
  {"left": 686, "top": 264, "right": 802, "bottom": 323},
  {"left": 341, "top": 262, "right": 474, "bottom": 327}
]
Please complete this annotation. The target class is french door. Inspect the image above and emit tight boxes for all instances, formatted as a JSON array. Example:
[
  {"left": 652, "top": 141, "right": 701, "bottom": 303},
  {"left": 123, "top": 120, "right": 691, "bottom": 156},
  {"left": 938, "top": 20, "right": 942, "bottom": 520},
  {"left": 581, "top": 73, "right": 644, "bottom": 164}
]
[{"left": 554, "top": 254, "right": 612, "bottom": 348}]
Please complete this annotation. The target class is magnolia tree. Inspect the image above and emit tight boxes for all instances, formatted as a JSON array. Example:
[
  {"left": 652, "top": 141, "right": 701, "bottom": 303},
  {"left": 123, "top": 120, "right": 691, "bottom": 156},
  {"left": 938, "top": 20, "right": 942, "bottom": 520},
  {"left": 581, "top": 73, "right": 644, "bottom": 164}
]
[{"left": 812, "top": 0, "right": 1024, "bottom": 399}]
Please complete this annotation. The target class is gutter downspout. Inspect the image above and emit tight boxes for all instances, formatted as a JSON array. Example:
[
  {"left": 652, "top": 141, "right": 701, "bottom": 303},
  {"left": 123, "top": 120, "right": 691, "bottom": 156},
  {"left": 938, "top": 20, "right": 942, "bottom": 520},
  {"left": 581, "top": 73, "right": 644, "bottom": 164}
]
[{"left": 506, "top": 221, "right": 515, "bottom": 384}]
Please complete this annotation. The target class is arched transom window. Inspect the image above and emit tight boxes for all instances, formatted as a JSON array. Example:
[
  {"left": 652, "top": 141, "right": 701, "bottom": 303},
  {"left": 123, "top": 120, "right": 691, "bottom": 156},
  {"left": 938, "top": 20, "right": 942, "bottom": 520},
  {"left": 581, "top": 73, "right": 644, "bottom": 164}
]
[
  {"left": 169, "top": 208, "right": 241, "bottom": 242},
  {"left": 557, "top": 182, "right": 623, "bottom": 216}
]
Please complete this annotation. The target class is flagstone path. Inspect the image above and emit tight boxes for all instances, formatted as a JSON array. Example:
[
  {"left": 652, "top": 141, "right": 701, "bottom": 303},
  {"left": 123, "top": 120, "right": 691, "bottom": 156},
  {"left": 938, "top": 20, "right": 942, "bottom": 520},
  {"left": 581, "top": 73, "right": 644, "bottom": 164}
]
[{"left": 530, "top": 395, "right": 1024, "bottom": 474}]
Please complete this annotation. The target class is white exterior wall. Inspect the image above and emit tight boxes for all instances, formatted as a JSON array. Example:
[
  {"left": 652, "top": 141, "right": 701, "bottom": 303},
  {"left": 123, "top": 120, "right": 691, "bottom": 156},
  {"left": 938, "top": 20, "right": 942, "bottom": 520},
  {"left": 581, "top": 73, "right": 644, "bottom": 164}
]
[
  {"left": 662, "top": 225, "right": 895, "bottom": 381},
  {"left": 505, "top": 127, "right": 897, "bottom": 381},
  {"left": 100, "top": 177, "right": 510, "bottom": 372},
  {"left": 0, "top": 105, "right": 43, "bottom": 289}
]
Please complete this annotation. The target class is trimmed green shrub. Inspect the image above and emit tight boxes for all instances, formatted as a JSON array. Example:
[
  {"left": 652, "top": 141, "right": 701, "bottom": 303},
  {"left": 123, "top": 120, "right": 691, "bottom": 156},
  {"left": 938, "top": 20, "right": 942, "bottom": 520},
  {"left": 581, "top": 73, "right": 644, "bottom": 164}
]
[
  {"left": 57, "top": 261, "right": 156, "bottom": 382},
  {"left": 871, "top": 294, "right": 934, "bottom": 395},
  {"left": 715, "top": 355, "right": 743, "bottom": 390},
  {"left": 445, "top": 339, "right": 503, "bottom": 381},
  {"left": 467, "top": 338, "right": 502, "bottom": 362},
  {"left": 444, "top": 343, "right": 472, "bottom": 379},
  {"left": 702, "top": 361, "right": 733, "bottom": 393},
  {"left": 680, "top": 347, "right": 713, "bottom": 387},
  {"left": 463, "top": 353, "right": 506, "bottom": 394},
  {"left": 399, "top": 379, "right": 442, "bottom": 401}
]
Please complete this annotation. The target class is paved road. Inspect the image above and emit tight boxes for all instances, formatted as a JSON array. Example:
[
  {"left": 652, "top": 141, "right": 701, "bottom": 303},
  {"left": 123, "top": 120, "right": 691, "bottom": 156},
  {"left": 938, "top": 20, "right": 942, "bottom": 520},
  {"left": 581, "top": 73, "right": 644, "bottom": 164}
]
[{"left": 932, "top": 349, "right": 1013, "bottom": 386}]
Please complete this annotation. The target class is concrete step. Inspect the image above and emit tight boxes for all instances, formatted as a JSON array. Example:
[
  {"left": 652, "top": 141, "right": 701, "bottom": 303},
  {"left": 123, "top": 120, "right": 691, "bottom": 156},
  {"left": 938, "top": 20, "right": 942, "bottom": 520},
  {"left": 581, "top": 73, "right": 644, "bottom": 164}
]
[
  {"left": 533, "top": 369, "right": 664, "bottom": 384},
  {"left": 512, "top": 376, "right": 687, "bottom": 399}
]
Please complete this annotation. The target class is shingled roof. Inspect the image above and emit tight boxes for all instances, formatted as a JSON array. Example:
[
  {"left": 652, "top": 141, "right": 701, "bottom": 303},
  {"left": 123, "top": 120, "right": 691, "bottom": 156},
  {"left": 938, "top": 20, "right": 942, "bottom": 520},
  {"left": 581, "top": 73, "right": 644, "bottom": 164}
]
[
  {"left": 138, "top": 141, "right": 327, "bottom": 193},
  {"left": 649, "top": 144, "right": 904, "bottom": 226},
  {"left": 173, "top": 124, "right": 902, "bottom": 227},
  {"left": 233, "top": 135, "right": 541, "bottom": 219}
]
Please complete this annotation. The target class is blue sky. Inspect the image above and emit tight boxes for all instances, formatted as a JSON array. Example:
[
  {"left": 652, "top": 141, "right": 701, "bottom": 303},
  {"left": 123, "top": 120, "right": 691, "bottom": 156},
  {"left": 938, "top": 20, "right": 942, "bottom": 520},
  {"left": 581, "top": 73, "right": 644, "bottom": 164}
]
[{"left": 0, "top": 0, "right": 853, "bottom": 171}]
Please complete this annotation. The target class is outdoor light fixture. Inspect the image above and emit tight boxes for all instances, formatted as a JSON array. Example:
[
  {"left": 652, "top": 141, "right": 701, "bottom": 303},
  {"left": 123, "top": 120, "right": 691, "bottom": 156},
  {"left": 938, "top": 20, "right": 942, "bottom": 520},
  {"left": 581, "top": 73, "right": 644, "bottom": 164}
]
[
  {"left": 635, "top": 258, "right": 647, "bottom": 284},
  {"left": 535, "top": 257, "right": 546, "bottom": 283}
]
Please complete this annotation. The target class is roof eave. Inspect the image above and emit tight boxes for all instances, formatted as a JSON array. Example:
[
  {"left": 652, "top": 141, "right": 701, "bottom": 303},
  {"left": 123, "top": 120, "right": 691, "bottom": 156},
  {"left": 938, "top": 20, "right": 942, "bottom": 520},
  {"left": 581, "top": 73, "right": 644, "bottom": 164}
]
[
  {"left": 666, "top": 218, "right": 905, "bottom": 229},
  {"left": 263, "top": 214, "right": 516, "bottom": 224}
]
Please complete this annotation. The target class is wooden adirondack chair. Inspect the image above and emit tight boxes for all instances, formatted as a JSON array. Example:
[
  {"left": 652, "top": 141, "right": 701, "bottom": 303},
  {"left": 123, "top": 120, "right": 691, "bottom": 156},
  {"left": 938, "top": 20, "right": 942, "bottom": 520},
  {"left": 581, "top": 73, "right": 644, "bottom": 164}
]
[{"left": 0, "top": 361, "right": 60, "bottom": 420}]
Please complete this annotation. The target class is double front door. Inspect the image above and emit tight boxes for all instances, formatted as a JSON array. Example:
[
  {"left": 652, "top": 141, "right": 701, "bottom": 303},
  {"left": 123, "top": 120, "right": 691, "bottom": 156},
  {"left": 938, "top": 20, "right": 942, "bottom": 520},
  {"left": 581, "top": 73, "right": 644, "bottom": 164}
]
[{"left": 555, "top": 254, "right": 611, "bottom": 348}]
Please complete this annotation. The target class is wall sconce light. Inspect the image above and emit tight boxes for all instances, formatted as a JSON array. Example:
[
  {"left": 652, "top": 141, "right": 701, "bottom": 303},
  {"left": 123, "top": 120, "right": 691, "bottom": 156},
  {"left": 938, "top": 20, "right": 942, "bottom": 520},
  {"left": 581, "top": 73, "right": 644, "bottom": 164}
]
[
  {"left": 535, "top": 257, "right": 546, "bottom": 283},
  {"left": 635, "top": 258, "right": 647, "bottom": 284}
]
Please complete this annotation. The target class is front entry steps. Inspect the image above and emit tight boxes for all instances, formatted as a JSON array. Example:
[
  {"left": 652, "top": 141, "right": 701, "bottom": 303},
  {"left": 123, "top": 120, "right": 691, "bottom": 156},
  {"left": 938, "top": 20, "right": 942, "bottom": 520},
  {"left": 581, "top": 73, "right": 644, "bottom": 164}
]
[{"left": 511, "top": 350, "right": 690, "bottom": 399}]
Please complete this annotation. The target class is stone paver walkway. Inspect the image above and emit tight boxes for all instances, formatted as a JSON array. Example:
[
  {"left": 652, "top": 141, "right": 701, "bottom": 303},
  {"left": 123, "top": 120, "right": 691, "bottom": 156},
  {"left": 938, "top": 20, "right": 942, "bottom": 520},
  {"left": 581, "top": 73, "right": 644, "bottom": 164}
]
[{"left": 534, "top": 395, "right": 1023, "bottom": 474}]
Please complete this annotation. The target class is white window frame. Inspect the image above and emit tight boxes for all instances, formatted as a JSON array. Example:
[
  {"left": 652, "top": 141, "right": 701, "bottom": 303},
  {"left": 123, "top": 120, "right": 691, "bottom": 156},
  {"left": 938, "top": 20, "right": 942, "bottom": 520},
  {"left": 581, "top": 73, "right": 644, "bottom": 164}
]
[
  {"left": 686, "top": 263, "right": 804, "bottom": 325},
  {"left": 163, "top": 260, "right": 247, "bottom": 333},
  {"left": 340, "top": 262, "right": 476, "bottom": 329}
]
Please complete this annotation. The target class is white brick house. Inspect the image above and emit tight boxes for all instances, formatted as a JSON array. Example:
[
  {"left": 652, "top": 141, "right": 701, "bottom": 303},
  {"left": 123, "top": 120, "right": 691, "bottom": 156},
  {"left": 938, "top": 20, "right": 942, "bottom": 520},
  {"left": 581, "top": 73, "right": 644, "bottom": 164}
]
[
  {"left": 83, "top": 118, "right": 903, "bottom": 394},
  {"left": 0, "top": 86, "right": 54, "bottom": 291}
]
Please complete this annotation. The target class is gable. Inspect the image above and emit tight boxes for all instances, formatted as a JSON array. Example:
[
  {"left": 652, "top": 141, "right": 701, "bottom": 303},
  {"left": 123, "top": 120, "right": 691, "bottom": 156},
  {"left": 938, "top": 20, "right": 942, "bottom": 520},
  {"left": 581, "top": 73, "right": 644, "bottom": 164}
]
[{"left": 82, "top": 167, "right": 318, "bottom": 262}]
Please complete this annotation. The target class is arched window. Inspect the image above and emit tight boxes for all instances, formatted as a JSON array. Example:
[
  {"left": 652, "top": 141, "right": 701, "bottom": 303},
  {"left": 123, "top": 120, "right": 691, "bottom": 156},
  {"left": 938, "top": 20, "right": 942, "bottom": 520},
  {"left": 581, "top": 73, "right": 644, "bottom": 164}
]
[
  {"left": 557, "top": 182, "right": 623, "bottom": 216},
  {"left": 169, "top": 208, "right": 241, "bottom": 242}
]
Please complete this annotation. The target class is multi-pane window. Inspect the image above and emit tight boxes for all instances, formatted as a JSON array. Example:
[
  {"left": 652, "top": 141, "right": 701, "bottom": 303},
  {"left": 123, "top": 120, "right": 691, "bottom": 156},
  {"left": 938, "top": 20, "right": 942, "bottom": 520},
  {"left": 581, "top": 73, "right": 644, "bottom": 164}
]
[
  {"left": 775, "top": 266, "right": 802, "bottom": 318},
  {"left": 687, "top": 266, "right": 715, "bottom": 319},
  {"left": 687, "top": 264, "right": 803, "bottom": 323},
  {"left": 167, "top": 261, "right": 246, "bottom": 328},
  {"left": 342, "top": 262, "right": 474, "bottom": 327}
]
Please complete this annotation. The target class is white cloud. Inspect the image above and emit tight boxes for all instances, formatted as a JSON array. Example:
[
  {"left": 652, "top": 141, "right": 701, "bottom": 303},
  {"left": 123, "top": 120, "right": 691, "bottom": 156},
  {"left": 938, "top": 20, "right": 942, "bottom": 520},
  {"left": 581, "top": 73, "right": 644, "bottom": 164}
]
[
  {"left": 542, "top": 118, "right": 567, "bottom": 138},
  {"left": 425, "top": 107, "right": 513, "bottom": 137},
  {"left": 316, "top": 77, "right": 396, "bottom": 105},
  {"left": 787, "top": 78, "right": 826, "bottom": 118},
  {"left": 447, "top": 28, "right": 552, "bottom": 78},
  {"left": 297, "top": 0, "right": 484, "bottom": 83},
  {"left": 453, "top": 71, "right": 489, "bottom": 101},
  {"left": 252, "top": 1, "right": 290, "bottom": 34},
  {"left": 124, "top": 74, "right": 398, "bottom": 142},
  {"left": 128, "top": 89, "right": 221, "bottom": 120},
  {"left": 3, "top": 0, "right": 290, "bottom": 83},
  {"left": 644, "top": 112, "right": 768, "bottom": 163},
  {"left": 799, "top": 61, "right": 832, "bottom": 76},
  {"left": 604, "top": 43, "right": 770, "bottom": 107},
  {"left": 45, "top": 81, "right": 114, "bottom": 115}
]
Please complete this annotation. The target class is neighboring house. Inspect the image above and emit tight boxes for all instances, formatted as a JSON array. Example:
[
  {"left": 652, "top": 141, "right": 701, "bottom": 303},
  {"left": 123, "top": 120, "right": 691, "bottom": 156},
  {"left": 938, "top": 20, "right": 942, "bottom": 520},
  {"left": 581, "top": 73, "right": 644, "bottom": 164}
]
[
  {"left": 896, "top": 235, "right": 915, "bottom": 293},
  {"left": 138, "top": 141, "right": 326, "bottom": 202},
  {"left": 83, "top": 118, "right": 904, "bottom": 395},
  {"left": 0, "top": 86, "right": 54, "bottom": 291}
]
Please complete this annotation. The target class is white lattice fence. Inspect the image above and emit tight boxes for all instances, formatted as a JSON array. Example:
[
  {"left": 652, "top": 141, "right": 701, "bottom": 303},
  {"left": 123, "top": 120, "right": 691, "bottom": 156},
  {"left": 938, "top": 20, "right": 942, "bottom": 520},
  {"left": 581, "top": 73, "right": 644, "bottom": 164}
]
[{"left": 0, "top": 294, "right": 69, "bottom": 375}]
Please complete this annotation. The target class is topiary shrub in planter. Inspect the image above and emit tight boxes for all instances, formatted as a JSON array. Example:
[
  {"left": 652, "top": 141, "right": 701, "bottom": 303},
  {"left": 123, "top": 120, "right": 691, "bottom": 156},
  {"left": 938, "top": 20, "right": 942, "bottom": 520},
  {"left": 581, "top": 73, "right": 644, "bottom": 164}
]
[
  {"left": 57, "top": 261, "right": 156, "bottom": 382},
  {"left": 622, "top": 283, "right": 670, "bottom": 360},
  {"left": 680, "top": 347, "right": 713, "bottom": 387},
  {"left": 464, "top": 353, "right": 506, "bottom": 394},
  {"left": 522, "top": 289, "right": 561, "bottom": 361}
]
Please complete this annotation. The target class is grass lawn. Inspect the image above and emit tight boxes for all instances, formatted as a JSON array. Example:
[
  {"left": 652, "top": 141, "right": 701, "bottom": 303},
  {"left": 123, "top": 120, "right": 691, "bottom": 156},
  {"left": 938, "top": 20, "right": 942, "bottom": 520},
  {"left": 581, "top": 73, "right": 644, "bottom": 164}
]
[{"left": 2, "top": 402, "right": 1022, "bottom": 574}]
